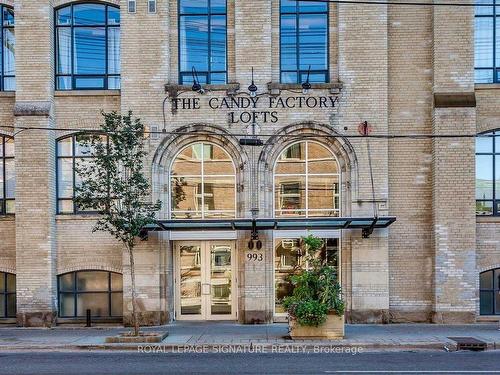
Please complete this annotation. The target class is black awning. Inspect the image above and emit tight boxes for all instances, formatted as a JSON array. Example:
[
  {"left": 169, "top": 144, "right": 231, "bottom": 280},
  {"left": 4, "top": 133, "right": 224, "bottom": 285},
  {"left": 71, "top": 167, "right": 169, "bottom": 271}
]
[{"left": 145, "top": 216, "right": 396, "bottom": 238}]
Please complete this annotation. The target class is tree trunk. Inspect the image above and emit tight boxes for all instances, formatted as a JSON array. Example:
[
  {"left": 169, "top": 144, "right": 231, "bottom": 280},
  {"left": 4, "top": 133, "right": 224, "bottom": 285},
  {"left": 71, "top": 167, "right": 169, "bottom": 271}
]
[{"left": 127, "top": 243, "right": 140, "bottom": 336}]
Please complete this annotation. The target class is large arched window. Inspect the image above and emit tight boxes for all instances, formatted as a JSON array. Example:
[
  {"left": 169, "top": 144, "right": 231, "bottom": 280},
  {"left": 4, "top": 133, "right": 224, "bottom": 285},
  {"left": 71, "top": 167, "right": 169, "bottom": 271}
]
[
  {"left": 274, "top": 141, "right": 340, "bottom": 217},
  {"left": 0, "top": 134, "right": 15, "bottom": 215},
  {"left": 0, "top": 272, "right": 15, "bottom": 318},
  {"left": 0, "top": 5, "right": 15, "bottom": 91},
  {"left": 476, "top": 130, "right": 500, "bottom": 215},
  {"left": 58, "top": 270, "right": 123, "bottom": 318},
  {"left": 169, "top": 142, "right": 236, "bottom": 219},
  {"left": 480, "top": 268, "right": 500, "bottom": 315},
  {"left": 55, "top": 3, "right": 120, "bottom": 90},
  {"left": 56, "top": 133, "right": 108, "bottom": 214},
  {"left": 280, "top": 0, "right": 328, "bottom": 83}
]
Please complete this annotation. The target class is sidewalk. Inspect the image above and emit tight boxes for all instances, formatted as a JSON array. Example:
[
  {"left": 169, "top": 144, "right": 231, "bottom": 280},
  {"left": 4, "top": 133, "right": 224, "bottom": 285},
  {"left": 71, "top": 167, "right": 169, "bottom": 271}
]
[{"left": 0, "top": 322, "right": 499, "bottom": 352}]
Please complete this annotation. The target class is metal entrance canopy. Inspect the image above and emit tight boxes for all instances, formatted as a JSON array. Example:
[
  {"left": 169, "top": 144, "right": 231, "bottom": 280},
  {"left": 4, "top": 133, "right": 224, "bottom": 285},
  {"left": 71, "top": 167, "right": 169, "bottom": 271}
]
[{"left": 143, "top": 217, "right": 396, "bottom": 239}]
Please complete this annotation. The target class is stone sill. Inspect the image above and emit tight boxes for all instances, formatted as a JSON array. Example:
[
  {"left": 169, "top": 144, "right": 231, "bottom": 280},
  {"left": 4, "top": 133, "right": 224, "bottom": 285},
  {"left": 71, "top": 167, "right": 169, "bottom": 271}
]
[
  {"left": 55, "top": 90, "right": 121, "bottom": 97},
  {"left": 476, "top": 216, "right": 500, "bottom": 224},
  {"left": 56, "top": 214, "right": 101, "bottom": 221},
  {"left": 0, "top": 91, "right": 15, "bottom": 98},
  {"left": 475, "top": 83, "right": 500, "bottom": 91},
  {"left": 0, "top": 215, "right": 15, "bottom": 221},
  {"left": 476, "top": 316, "right": 500, "bottom": 322}
]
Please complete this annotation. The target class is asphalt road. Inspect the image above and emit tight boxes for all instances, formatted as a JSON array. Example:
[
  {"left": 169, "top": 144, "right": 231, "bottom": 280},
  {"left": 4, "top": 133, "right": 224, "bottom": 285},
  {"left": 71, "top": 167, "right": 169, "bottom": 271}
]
[{"left": 1, "top": 350, "right": 499, "bottom": 374}]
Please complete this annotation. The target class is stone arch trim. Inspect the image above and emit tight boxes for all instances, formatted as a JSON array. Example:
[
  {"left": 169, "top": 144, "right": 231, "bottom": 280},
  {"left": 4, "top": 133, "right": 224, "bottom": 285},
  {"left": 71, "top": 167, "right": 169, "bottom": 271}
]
[
  {"left": 0, "top": 1, "right": 13, "bottom": 9},
  {"left": 54, "top": 0, "right": 120, "bottom": 9},
  {"left": 57, "top": 263, "right": 123, "bottom": 276},
  {"left": 258, "top": 121, "right": 359, "bottom": 216},
  {"left": 478, "top": 264, "right": 500, "bottom": 274},
  {"left": 0, "top": 263, "right": 15, "bottom": 275}
]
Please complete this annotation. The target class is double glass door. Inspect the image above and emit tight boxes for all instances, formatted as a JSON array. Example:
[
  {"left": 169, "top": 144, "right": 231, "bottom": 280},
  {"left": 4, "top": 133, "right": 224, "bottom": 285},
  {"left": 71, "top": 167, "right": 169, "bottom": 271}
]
[{"left": 175, "top": 241, "right": 236, "bottom": 320}]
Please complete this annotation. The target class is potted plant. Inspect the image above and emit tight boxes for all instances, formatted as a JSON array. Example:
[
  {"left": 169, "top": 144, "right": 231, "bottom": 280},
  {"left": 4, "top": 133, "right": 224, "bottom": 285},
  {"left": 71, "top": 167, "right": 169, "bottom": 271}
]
[{"left": 283, "top": 235, "right": 345, "bottom": 339}]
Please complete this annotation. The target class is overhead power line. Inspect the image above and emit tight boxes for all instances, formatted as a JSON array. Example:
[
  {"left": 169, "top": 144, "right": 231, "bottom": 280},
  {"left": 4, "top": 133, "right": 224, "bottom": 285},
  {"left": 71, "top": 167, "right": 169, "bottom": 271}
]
[
  {"left": 296, "top": 0, "right": 489, "bottom": 7},
  {"left": 0, "top": 124, "right": 490, "bottom": 140}
]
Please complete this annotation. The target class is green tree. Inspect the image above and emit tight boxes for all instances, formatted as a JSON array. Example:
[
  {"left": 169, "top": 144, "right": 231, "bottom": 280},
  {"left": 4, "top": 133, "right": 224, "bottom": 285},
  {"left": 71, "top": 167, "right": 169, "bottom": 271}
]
[{"left": 74, "top": 111, "right": 161, "bottom": 336}]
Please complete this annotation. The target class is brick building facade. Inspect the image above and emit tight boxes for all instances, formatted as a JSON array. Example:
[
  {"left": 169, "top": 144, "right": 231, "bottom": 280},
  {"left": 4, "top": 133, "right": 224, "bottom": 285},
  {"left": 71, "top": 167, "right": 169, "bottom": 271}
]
[{"left": 0, "top": 0, "right": 499, "bottom": 327}]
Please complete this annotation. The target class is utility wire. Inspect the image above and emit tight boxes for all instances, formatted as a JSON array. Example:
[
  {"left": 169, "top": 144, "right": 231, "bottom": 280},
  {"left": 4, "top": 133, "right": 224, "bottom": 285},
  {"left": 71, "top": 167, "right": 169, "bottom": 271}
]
[
  {"left": 296, "top": 0, "right": 490, "bottom": 7},
  {"left": 0, "top": 124, "right": 490, "bottom": 140}
]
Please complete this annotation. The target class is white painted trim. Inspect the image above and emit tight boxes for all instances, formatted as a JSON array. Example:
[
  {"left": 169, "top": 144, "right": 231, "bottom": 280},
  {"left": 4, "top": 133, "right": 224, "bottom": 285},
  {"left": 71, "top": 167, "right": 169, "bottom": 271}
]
[{"left": 169, "top": 230, "right": 237, "bottom": 240}]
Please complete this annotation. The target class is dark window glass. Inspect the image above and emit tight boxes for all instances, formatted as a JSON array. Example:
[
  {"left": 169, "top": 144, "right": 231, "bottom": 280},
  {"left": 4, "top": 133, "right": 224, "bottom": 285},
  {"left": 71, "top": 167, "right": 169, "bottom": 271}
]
[
  {"left": 0, "top": 135, "right": 15, "bottom": 215},
  {"left": 58, "top": 271, "right": 123, "bottom": 318},
  {"left": 476, "top": 131, "right": 500, "bottom": 215},
  {"left": 179, "top": 0, "right": 227, "bottom": 84},
  {"left": 475, "top": 0, "right": 500, "bottom": 83},
  {"left": 0, "top": 272, "right": 16, "bottom": 318},
  {"left": 55, "top": 3, "right": 120, "bottom": 90},
  {"left": 480, "top": 268, "right": 500, "bottom": 315},
  {"left": 280, "top": 0, "right": 328, "bottom": 84},
  {"left": 0, "top": 5, "right": 15, "bottom": 91}
]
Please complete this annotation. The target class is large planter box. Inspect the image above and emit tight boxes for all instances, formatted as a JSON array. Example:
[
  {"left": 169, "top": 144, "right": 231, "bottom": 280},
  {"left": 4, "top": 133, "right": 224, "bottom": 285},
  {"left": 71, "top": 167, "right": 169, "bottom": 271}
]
[{"left": 289, "top": 313, "right": 344, "bottom": 339}]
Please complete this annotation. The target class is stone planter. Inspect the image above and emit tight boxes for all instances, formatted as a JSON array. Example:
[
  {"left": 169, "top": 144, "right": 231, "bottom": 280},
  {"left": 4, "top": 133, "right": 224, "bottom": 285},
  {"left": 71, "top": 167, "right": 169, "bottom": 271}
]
[
  {"left": 105, "top": 331, "right": 169, "bottom": 343},
  {"left": 289, "top": 313, "right": 344, "bottom": 339}
]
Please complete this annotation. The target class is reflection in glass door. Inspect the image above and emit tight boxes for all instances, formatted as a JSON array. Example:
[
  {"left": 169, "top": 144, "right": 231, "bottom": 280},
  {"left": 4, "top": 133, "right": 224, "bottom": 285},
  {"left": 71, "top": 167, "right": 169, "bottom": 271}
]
[{"left": 176, "top": 241, "right": 236, "bottom": 320}]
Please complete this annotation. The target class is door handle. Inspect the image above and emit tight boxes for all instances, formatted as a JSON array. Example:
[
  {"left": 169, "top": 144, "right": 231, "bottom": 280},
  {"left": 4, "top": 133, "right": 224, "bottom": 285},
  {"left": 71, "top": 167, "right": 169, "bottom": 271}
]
[{"left": 202, "top": 283, "right": 211, "bottom": 295}]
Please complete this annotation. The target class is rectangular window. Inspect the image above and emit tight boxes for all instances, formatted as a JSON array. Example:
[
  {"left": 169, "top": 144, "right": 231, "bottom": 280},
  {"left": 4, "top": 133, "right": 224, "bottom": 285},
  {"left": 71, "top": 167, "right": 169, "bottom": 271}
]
[
  {"left": 474, "top": 0, "right": 499, "bottom": 83},
  {"left": 280, "top": 0, "right": 328, "bottom": 84},
  {"left": 179, "top": 0, "right": 227, "bottom": 84},
  {"left": 148, "top": 0, "right": 157, "bottom": 14}
]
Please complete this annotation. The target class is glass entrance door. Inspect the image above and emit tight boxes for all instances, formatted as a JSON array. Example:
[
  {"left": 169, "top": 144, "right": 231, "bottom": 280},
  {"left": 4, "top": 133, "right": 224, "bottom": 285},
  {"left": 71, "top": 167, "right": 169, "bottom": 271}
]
[{"left": 176, "top": 241, "right": 236, "bottom": 320}]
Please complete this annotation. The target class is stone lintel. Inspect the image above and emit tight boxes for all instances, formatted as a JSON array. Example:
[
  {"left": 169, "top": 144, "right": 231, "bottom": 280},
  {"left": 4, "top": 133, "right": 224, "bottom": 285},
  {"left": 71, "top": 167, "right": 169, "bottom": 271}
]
[
  {"left": 13, "top": 101, "right": 53, "bottom": 117},
  {"left": 433, "top": 92, "right": 476, "bottom": 108}
]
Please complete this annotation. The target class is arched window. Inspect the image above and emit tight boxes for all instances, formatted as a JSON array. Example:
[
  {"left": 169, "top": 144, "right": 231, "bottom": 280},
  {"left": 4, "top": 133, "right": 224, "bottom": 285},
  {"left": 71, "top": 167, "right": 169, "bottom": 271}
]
[
  {"left": 56, "top": 133, "right": 108, "bottom": 214},
  {"left": 474, "top": 0, "right": 499, "bottom": 83},
  {"left": 55, "top": 3, "right": 120, "bottom": 90},
  {"left": 476, "top": 130, "right": 500, "bottom": 215},
  {"left": 274, "top": 141, "right": 340, "bottom": 217},
  {"left": 0, "top": 134, "right": 15, "bottom": 215},
  {"left": 0, "top": 5, "right": 15, "bottom": 91},
  {"left": 280, "top": 0, "right": 328, "bottom": 83},
  {"left": 480, "top": 268, "right": 500, "bottom": 315},
  {"left": 0, "top": 272, "right": 15, "bottom": 318},
  {"left": 58, "top": 270, "right": 123, "bottom": 318},
  {"left": 178, "top": 0, "right": 227, "bottom": 84},
  {"left": 169, "top": 142, "right": 236, "bottom": 219}
]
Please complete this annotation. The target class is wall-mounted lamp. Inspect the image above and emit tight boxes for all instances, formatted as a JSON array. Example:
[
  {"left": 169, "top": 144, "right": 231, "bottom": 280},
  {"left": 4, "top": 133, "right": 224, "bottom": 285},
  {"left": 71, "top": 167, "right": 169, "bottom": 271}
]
[
  {"left": 248, "top": 67, "right": 258, "bottom": 97},
  {"left": 191, "top": 66, "right": 205, "bottom": 94},
  {"left": 301, "top": 65, "right": 312, "bottom": 95}
]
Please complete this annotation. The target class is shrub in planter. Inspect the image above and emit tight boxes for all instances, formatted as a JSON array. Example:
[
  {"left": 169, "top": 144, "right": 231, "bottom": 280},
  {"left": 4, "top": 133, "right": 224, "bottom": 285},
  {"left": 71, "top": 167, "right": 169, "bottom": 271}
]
[{"left": 283, "top": 235, "right": 345, "bottom": 334}]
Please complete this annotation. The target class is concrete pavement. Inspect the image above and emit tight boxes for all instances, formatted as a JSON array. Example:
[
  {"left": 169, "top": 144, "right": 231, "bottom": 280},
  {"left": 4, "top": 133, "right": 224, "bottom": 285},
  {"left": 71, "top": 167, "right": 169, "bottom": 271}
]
[{"left": 0, "top": 322, "right": 499, "bottom": 352}]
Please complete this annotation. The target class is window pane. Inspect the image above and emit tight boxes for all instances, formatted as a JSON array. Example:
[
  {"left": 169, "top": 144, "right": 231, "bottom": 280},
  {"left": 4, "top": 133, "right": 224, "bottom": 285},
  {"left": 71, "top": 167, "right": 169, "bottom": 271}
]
[
  {"left": 4, "top": 136, "right": 13, "bottom": 157},
  {"left": 110, "top": 273, "right": 122, "bottom": 291},
  {"left": 3, "top": 77, "right": 14, "bottom": 91},
  {"left": 480, "top": 291, "right": 494, "bottom": 315},
  {"left": 57, "top": 6, "right": 72, "bottom": 26},
  {"left": 172, "top": 145, "right": 203, "bottom": 175},
  {"left": 476, "top": 132, "right": 493, "bottom": 153},
  {"left": 476, "top": 200, "right": 493, "bottom": 215},
  {"left": 299, "top": 1, "right": 328, "bottom": 12},
  {"left": 56, "top": 28, "right": 72, "bottom": 75},
  {"left": 308, "top": 142, "right": 337, "bottom": 174},
  {"left": 108, "top": 76, "right": 121, "bottom": 89},
  {"left": 476, "top": 154, "right": 493, "bottom": 199},
  {"left": 276, "top": 143, "right": 306, "bottom": 174},
  {"left": 6, "top": 293, "right": 15, "bottom": 317},
  {"left": 211, "top": 0, "right": 226, "bottom": 13},
  {"left": 275, "top": 176, "right": 306, "bottom": 212},
  {"left": 299, "top": 14, "right": 327, "bottom": 71},
  {"left": 74, "top": 3, "right": 106, "bottom": 25},
  {"left": 171, "top": 176, "right": 202, "bottom": 213},
  {"left": 180, "top": 16, "right": 209, "bottom": 72},
  {"left": 280, "top": 15, "right": 297, "bottom": 72},
  {"left": 3, "top": 28, "right": 15, "bottom": 76},
  {"left": 210, "top": 72, "right": 226, "bottom": 84},
  {"left": 108, "top": 7, "right": 120, "bottom": 25},
  {"left": 6, "top": 273, "right": 15, "bottom": 292},
  {"left": 77, "top": 271, "right": 109, "bottom": 291},
  {"left": 300, "top": 71, "right": 327, "bottom": 83},
  {"left": 57, "top": 76, "right": 72, "bottom": 90},
  {"left": 77, "top": 293, "right": 109, "bottom": 317},
  {"left": 4, "top": 158, "right": 14, "bottom": 198},
  {"left": 57, "top": 158, "right": 73, "bottom": 198},
  {"left": 497, "top": 17, "right": 500, "bottom": 66},
  {"left": 3, "top": 7, "right": 14, "bottom": 26},
  {"left": 210, "top": 15, "right": 226, "bottom": 73},
  {"left": 496, "top": 291, "right": 500, "bottom": 314},
  {"left": 281, "top": 71, "right": 298, "bottom": 84},
  {"left": 480, "top": 270, "right": 493, "bottom": 289},
  {"left": 0, "top": 295, "right": 4, "bottom": 317},
  {"left": 108, "top": 27, "right": 120, "bottom": 74},
  {"left": 475, "top": 0, "right": 493, "bottom": 15},
  {"left": 59, "top": 273, "right": 75, "bottom": 291},
  {"left": 0, "top": 162, "right": 3, "bottom": 198},
  {"left": 5, "top": 199, "right": 14, "bottom": 214},
  {"left": 281, "top": 0, "right": 297, "bottom": 13},
  {"left": 475, "top": 17, "right": 493, "bottom": 68},
  {"left": 204, "top": 176, "right": 235, "bottom": 212},
  {"left": 0, "top": 273, "right": 4, "bottom": 291},
  {"left": 180, "top": 0, "right": 209, "bottom": 14},
  {"left": 111, "top": 292, "right": 123, "bottom": 316},
  {"left": 75, "top": 77, "right": 105, "bottom": 89},
  {"left": 203, "top": 145, "right": 234, "bottom": 175},
  {"left": 58, "top": 199, "right": 74, "bottom": 214},
  {"left": 57, "top": 137, "right": 73, "bottom": 157},
  {"left": 495, "top": 268, "right": 500, "bottom": 289},
  {"left": 171, "top": 211, "right": 202, "bottom": 219},
  {"left": 308, "top": 175, "right": 338, "bottom": 210},
  {"left": 59, "top": 293, "right": 75, "bottom": 317},
  {"left": 74, "top": 27, "right": 106, "bottom": 74},
  {"left": 475, "top": 69, "right": 493, "bottom": 83}
]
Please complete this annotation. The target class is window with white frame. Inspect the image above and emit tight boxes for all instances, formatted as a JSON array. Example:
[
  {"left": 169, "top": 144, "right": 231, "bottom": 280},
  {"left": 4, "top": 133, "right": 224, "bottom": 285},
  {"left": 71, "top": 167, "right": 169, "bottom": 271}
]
[
  {"left": 274, "top": 141, "right": 340, "bottom": 217},
  {"left": 170, "top": 142, "right": 236, "bottom": 219}
]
